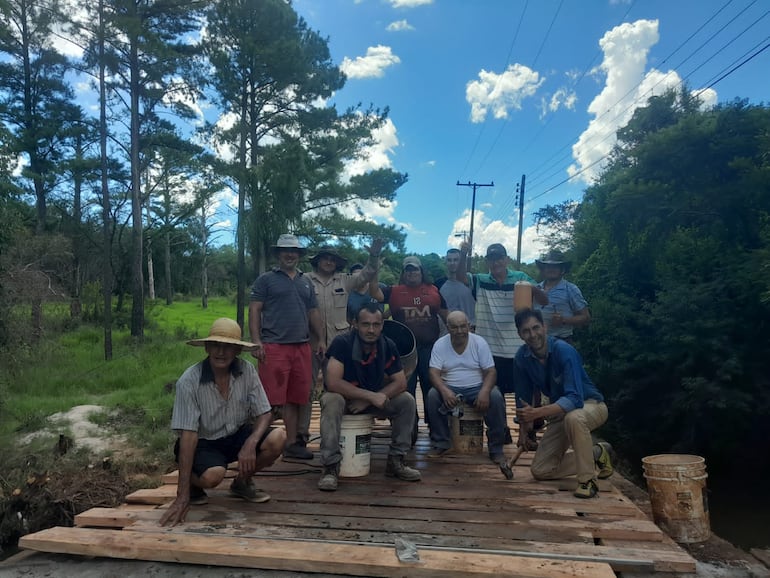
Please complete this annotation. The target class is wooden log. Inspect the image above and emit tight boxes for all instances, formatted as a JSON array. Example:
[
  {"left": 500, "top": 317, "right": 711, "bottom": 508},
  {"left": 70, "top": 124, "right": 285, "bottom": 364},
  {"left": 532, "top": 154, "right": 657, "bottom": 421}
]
[{"left": 20, "top": 526, "right": 615, "bottom": 578}]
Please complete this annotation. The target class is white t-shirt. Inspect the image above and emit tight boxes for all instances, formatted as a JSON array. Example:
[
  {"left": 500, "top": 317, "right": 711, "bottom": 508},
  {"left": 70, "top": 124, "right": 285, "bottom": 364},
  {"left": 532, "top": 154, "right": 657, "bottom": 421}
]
[{"left": 429, "top": 333, "right": 495, "bottom": 390}]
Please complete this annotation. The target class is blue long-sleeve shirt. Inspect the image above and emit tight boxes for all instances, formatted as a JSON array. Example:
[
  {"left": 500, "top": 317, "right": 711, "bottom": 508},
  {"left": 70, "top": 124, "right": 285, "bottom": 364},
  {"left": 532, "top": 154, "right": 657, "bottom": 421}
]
[{"left": 514, "top": 336, "right": 604, "bottom": 413}]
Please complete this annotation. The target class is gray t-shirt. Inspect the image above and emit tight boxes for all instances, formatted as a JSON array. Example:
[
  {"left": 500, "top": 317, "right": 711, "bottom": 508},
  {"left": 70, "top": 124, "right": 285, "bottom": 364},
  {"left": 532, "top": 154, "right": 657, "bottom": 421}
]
[
  {"left": 250, "top": 268, "right": 318, "bottom": 343},
  {"left": 171, "top": 358, "right": 271, "bottom": 440},
  {"left": 439, "top": 278, "right": 476, "bottom": 325}
]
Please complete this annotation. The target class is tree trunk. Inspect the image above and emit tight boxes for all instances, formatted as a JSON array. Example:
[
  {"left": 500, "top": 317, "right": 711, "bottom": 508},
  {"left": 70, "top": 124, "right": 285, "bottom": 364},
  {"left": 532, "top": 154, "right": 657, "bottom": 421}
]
[
  {"left": 99, "top": 0, "right": 112, "bottom": 361},
  {"left": 129, "top": 37, "right": 144, "bottom": 339},
  {"left": 201, "top": 212, "right": 208, "bottom": 309},
  {"left": 147, "top": 235, "right": 156, "bottom": 300},
  {"left": 164, "top": 229, "right": 172, "bottom": 305}
]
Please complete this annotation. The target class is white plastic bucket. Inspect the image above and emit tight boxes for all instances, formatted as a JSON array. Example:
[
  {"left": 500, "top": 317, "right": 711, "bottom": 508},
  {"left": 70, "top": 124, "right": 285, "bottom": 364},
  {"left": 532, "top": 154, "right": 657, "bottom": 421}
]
[
  {"left": 450, "top": 406, "right": 484, "bottom": 454},
  {"left": 339, "top": 414, "right": 374, "bottom": 478},
  {"left": 642, "top": 454, "right": 710, "bottom": 543}
]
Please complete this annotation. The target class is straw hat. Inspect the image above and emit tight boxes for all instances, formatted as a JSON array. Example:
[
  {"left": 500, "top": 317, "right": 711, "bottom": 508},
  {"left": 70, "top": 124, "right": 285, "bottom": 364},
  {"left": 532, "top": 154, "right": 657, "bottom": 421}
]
[{"left": 187, "top": 318, "right": 258, "bottom": 350}]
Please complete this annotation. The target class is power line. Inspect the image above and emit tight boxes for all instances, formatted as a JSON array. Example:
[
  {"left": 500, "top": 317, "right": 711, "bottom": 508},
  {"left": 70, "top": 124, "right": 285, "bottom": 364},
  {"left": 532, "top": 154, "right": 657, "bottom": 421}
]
[{"left": 522, "top": 1, "right": 768, "bottom": 204}]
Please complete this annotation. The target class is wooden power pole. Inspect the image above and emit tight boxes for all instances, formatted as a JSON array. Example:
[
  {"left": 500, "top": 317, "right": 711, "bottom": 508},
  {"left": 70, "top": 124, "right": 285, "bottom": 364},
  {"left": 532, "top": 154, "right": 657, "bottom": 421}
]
[{"left": 456, "top": 180, "right": 494, "bottom": 264}]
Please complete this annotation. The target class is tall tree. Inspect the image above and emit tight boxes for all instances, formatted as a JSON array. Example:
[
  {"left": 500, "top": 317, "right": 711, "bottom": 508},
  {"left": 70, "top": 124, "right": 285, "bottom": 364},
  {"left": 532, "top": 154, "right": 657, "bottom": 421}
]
[
  {"left": 103, "top": 0, "right": 206, "bottom": 338},
  {"left": 204, "top": 0, "right": 406, "bottom": 328},
  {"left": 571, "top": 92, "right": 770, "bottom": 476},
  {"left": 0, "top": 0, "right": 75, "bottom": 233}
]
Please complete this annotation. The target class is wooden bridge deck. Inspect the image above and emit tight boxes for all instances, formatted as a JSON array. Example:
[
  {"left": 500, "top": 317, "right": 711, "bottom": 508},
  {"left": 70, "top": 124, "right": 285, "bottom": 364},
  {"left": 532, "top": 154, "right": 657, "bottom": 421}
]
[{"left": 18, "top": 400, "right": 696, "bottom": 577}]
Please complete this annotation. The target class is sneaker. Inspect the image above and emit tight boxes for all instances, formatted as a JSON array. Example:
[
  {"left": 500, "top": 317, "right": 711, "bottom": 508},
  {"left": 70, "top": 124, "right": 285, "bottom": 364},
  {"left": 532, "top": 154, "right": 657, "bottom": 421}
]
[
  {"left": 503, "top": 426, "right": 513, "bottom": 445},
  {"left": 229, "top": 478, "right": 271, "bottom": 503},
  {"left": 385, "top": 455, "right": 421, "bottom": 482},
  {"left": 595, "top": 442, "right": 614, "bottom": 479},
  {"left": 317, "top": 464, "right": 339, "bottom": 492},
  {"left": 574, "top": 479, "right": 599, "bottom": 499},
  {"left": 427, "top": 447, "right": 452, "bottom": 458},
  {"left": 489, "top": 452, "right": 506, "bottom": 465},
  {"left": 283, "top": 442, "right": 314, "bottom": 460},
  {"left": 189, "top": 485, "right": 208, "bottom": 505}
]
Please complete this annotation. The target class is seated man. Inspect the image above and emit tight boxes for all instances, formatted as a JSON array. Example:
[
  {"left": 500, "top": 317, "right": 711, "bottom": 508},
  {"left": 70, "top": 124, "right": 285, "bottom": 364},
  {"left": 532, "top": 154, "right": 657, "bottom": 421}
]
[
  {"left": 318, "top": 303, "right": 421, "bottom": 491},
  {"left": 513, "top": 309, "right": 613, "bottom": 499},
  {"left": 427, "top": 311, "right": 506, "bottom": 463},
  {"left": 160, "top": 318, "right": 286, "bottom": 526}
]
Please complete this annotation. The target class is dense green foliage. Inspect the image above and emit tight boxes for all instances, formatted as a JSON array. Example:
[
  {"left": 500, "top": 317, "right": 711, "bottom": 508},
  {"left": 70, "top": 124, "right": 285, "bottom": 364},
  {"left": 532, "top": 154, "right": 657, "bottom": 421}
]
[{"left": 569, "top": 93, "right": 770, "bottom": 475}]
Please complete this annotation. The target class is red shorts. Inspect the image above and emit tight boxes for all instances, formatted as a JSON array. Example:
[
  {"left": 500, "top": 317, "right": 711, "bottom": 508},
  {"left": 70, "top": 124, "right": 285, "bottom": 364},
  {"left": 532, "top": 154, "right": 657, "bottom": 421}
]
[{"left": 258, "top": 342, "right": 312, "bottom": 405}]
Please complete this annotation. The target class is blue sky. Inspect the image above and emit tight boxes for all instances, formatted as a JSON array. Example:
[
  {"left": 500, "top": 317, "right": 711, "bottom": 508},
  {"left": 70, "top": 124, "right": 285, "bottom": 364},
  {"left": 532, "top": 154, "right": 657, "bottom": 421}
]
[{"left": 291, "top": 0, "right": 770, "bottom": 261}]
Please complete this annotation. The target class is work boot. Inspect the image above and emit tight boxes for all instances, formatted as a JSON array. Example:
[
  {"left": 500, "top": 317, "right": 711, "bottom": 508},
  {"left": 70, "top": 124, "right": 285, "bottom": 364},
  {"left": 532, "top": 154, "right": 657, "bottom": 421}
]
[
  {"left": 317, "top": 463, "right": 340, "bottom": 492},
  {"left": 385, "top": 455, "right": 421, "bottom": 482}
]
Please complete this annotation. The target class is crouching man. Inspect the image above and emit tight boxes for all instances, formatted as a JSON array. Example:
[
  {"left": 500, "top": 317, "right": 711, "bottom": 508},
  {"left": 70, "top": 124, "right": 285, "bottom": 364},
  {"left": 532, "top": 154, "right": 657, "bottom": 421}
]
[
  {"left": 318, "top": 303, "right": 421, "bottom": 491},
  {"left": 160, "top": 318, "right": 286, "bottom": 526},
  {"left": 513, "top": 309, "right": 613, "bottom": 499}
]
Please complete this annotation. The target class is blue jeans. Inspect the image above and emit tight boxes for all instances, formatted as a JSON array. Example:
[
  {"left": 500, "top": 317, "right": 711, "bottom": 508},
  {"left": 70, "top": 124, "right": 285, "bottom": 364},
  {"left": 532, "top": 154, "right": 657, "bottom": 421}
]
[
  {"left": 426, "top": 385, "right": 507, "bottom": 455},
  {"left": 407, "top": 344, "right": 434, "bottom": 430}
]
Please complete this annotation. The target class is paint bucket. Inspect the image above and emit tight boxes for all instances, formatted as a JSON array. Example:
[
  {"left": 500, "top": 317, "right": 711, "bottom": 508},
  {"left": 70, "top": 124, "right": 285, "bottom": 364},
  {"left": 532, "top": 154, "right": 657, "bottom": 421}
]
[
  {"left": 383, "top": 319, "right": 417, "bottom": 380},
  {"left": 642, "top": 454, "right": 710, "bottom": 543},
  {"left": 450, "top": 406, "right": 484, "bottom": 453},
  {"left": 339, "top": 414, "right": 374, "bottom": 478},
  {"left": 513, "top": 281, "right": 533, "bottom": 312}
]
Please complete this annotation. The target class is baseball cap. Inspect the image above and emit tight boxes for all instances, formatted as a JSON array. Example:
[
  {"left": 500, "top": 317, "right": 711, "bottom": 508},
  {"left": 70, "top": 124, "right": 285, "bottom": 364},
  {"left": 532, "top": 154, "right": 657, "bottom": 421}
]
[{"left": 485, "top": 243, "right": 508, "bottom": 259}]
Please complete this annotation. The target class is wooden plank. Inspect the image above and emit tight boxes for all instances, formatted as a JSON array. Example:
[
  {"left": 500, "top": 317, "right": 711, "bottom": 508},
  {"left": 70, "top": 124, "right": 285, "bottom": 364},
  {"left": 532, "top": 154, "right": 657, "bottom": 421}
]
[{"left": 19, "top": 526, "right": 616, "bottom": 578}]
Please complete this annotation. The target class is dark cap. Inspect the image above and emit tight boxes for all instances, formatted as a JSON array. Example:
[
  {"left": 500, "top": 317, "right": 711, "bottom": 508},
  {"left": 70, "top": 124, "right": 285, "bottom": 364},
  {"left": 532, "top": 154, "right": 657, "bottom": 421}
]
[{"left": 485, "top": 243, "right": 508, "bottom": 259}]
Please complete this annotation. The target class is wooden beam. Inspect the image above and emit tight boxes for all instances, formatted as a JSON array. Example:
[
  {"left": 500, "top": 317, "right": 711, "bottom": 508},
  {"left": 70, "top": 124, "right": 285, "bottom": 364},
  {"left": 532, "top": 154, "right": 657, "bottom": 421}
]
[{"left": 20, "top": 526, "right": 615, "bottom": 578}]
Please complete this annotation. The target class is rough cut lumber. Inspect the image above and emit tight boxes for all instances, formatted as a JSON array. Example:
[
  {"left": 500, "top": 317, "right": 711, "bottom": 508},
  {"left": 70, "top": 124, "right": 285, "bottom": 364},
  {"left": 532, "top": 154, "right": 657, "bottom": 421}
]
[{"left": 19, "top": 526, "right": 615, "bottom": 578}]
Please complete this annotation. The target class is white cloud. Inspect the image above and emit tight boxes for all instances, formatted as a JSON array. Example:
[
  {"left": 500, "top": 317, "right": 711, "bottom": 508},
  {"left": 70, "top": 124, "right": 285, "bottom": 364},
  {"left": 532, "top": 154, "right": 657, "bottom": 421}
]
[
  {"left": 540, "top": 87, "right": 577, "bottom": 118},
  {"left": 386, "top": 19, "right": 415, "bottom": 32},
  {"left": 343, "top": 117, "right": 399, "bottom": 178},
  {"left": 340, "top": 45, "right": 401, "bottom": 79},
  {"left": 387, "top": 0, "right": 433, "bottom": 7},
  {"left": 466, "top": 64, "right": 545, "bottom": 123},
  {"left": 569, "top": 19, "right": 718, "bottom": 183},
  {"left": 446, "top": 209, "right": 547, "bottom": 264}
]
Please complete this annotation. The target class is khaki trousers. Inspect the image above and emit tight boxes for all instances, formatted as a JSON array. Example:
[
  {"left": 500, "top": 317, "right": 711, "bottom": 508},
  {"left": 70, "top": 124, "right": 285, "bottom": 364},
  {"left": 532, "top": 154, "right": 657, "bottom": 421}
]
[{"left": 530, "top": 400, "right": 608, "bottom": 484}]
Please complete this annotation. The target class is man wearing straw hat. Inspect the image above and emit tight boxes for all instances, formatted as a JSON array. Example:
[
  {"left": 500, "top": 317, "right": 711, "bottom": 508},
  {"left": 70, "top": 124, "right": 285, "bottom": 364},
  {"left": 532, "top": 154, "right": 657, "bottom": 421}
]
[
  {"left": 249, "top": 233, "right": 323, "bottom": 460},
  {"left": 160, "top": 318, "right": 285, "bottom": 527}
]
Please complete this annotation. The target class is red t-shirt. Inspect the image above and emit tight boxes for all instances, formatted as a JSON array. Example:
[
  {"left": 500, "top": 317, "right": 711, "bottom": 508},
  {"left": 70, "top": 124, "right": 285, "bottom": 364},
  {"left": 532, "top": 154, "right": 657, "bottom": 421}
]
[{"left": 385, "top": 284, "right": 444, "bottom": 347}]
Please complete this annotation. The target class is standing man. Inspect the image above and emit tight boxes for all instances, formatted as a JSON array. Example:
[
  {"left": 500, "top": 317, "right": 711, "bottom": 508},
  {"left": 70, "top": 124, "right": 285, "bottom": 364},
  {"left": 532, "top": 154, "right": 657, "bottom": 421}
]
[
  {"left": 427, "top": 311, "right": 506, "bottom": 463},
  {"left": 318, "top": 303, "right": 421, "bottom": 491},
  {"left": 160, "top": 318, "right": 285, "bottom": 527},
  {"left": 249, "top": 233, "right": 323, "bottom": 460},
  {"left": 464, "top": 243, "right": 547, "bottom": 443},
  {"left": 437, "top": 246, "right": 476, "bottom": 330},
  {"left": 297, "top": 243, "right": 382, "bottom": 453},
  {"left": 535, "top": 249, "right": 590, "bottom": 345},
  {"left": 371, "top": 256, "right": 448, "bottom": 440},
  {"left": 513, "top": 309, "right": 613, "bottom": 499}
]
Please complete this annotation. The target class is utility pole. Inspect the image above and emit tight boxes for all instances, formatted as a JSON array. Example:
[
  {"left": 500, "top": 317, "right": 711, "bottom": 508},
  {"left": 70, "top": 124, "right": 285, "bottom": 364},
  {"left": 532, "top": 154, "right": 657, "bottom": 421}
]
[
  {"left": 515, "top": 174, "right": 526, "bottom": 266},
  {"left": 456, "top": 180, "right": 494, "bottom": 266}
]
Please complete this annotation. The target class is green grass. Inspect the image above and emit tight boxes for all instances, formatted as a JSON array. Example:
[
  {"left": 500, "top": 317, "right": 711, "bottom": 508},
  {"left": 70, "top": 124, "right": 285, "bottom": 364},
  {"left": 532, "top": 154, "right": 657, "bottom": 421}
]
[{"left": 0, "top": 297, "right": 250, "bottom": 464}]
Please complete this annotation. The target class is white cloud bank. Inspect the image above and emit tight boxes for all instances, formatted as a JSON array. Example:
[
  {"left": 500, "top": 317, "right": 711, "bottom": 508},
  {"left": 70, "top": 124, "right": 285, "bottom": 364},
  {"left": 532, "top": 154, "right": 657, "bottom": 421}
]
[
  {"left": 466, "top": 64, "right": 545, "bottom": 123},
  {"left": 445, "top": 209, "right": 547, "bottom": 264},
  {"left": 340, "top": 45, "right": 401, "bottom": 79},
  {"left": 569, "top": 19, "right": 718, "bottom": 183}
]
